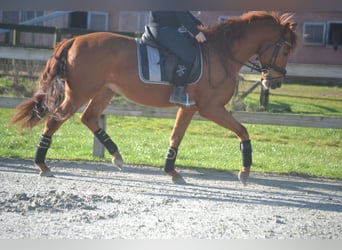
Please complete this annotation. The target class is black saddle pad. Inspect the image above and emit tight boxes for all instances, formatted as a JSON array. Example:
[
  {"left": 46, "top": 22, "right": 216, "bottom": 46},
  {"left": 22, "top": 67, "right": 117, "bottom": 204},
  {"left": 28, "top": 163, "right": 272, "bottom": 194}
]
[{"left": 136, "top": 38, "right": 203, "bottom": 85}]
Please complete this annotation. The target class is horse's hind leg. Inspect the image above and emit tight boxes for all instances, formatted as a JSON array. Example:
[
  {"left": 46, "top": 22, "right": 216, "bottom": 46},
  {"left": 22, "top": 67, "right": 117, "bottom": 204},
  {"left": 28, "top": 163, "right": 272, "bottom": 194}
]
[
  {"left": 35, "top": 97, "right": 80, "bottom": 176},
  {"left": 80, "top": 88, "right": 123, "bottom": 168}
]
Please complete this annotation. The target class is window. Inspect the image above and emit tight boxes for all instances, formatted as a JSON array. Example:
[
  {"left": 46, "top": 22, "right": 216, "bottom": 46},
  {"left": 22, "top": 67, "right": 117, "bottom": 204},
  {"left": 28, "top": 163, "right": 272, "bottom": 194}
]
[
  {"left": 69, "top": 12, "right": 87, "bottom": 29},
  {"left": 327, "top": 22, "right": 342, "bottom": 48},
  {"left": 88, "top": 12, "right": 109, "bottom": 31},
  {"left": 303, "top": 22, "right": 326, "bottom": 45},
  {"left": 69, "top": 12, "right": 108, "bottom": 30},
  {"left": 118, "top": 11, "right": 149, "bottom": 33},
  {"left": 1, "top": 11, "right": 19, "bottom": 24},
  {"left": 19, "top": 11, "right": 44, "bottom": 23}
]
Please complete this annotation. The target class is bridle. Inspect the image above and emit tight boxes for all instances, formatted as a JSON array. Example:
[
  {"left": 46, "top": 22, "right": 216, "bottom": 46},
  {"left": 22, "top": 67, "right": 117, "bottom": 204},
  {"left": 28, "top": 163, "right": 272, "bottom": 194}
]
[
  {"left": 205, "top": 34, "right": 293, "bottom": 88},
  {"left": 242, "top": 35, "right": 293, "bottom": 80}
]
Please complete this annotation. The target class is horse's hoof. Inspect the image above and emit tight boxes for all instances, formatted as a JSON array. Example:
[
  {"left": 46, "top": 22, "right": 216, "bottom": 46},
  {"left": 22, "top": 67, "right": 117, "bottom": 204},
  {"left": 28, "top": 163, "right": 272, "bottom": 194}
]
[
  {"left": 112, "top": 158, "right": 123, "bottom": 171},
  {"left": 39, "top": 168, "right": 54, "bottom": 177},
  {"left": 172, "top": 175, "right": 187, "bottom": 185},
  {"left": 238, "top": 170, "right": 249, "bottom": 186},
  {"left": 112, "top": 151, "right": 124, "bottom": 171},
  {"left": 168, "top": 171, "right": 187, "bottom": 185}
]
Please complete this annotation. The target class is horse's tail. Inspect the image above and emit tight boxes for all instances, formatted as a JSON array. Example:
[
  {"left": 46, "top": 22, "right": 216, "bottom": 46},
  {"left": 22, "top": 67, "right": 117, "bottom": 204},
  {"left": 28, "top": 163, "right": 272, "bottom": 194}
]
[{"left": 11, "top": 38, "right": 75, "bottom": 130}]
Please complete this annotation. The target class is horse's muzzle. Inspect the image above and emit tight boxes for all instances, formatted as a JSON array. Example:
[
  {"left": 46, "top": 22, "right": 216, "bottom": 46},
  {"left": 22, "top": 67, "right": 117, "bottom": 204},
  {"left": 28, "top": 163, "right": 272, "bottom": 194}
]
[
  {"left": 262, "top": 78, "right": 283, "bottom": 89},
  {"left": 261, "top": 72, "right": 283, "bottom": 89}
]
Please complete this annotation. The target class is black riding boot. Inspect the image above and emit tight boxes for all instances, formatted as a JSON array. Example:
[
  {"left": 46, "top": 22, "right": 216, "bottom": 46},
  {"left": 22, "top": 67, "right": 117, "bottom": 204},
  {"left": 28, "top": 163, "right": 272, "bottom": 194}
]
[
  {"left": 169, "top": 64, "right": 195, "bottom": 106},
  {"left": 169, "top": 86, "right": 195, "bottom": 106}
]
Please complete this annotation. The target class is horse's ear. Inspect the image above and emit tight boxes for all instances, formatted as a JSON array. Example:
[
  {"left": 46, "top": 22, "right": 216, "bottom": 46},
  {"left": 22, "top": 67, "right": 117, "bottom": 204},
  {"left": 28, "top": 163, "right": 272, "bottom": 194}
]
[
  {"left": 285, "top": 22, "right": 297, "bottom": 31},
  {"left": 289, "top": 22, "right": 297, "bottom": 31}
]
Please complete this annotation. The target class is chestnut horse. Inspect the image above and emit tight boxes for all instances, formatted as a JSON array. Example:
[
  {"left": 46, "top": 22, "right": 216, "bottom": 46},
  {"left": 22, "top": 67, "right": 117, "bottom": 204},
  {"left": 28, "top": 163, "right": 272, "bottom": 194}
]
[{"left": 12, "top": 11, "right": 297, "bottom": 185}]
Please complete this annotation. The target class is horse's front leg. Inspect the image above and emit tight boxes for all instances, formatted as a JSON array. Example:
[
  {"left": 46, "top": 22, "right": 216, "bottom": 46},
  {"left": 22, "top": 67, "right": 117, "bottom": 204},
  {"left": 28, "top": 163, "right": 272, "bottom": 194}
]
[
  {"left": 237, "top": 140, "right": 252, "bottom": 185},
  {"left": 198, "top": 106, "right": 252, "bottom": 185},
  {"left": 166, "top": 106, "right": 196, "bottom": 184}
]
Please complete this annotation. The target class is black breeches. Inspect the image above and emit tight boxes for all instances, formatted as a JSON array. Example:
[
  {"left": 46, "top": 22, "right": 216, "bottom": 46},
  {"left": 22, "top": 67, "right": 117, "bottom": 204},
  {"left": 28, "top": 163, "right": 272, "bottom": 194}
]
[{"left": 149, "top": 26, "right": 197, "bottom": 68}]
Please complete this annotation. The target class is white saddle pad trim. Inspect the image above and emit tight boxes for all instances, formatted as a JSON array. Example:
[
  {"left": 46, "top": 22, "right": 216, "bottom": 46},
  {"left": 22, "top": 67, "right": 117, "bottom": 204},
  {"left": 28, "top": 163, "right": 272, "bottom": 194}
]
[{"left": 147, "top": 46, "right": 162, "bottom": 82}]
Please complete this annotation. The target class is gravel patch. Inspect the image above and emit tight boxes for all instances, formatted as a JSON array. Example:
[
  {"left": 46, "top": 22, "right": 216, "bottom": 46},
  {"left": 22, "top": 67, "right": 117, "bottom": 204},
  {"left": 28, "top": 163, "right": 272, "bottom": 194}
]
[{"left": 0, "top": 157, "right": 341, "bottom": 239}]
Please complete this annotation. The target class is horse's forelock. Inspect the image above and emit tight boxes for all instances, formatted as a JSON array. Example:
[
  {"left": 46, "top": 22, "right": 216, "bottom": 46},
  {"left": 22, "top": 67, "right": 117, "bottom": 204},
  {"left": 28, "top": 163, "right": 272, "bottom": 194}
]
[
  {"left": 279, "top": 13, "right": 298, "bottom": 49},
  {"left": 264, "top": 12, "right": 298, "bottom": 49},
  {"left": 279, "top": 13, "right": 296, "bottom": 27}
]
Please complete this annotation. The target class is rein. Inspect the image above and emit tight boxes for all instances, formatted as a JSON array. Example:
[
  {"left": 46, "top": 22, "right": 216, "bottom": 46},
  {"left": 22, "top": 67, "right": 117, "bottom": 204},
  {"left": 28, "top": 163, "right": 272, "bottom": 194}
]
[
  {"left": 204, "top": 43, "right": 230, "bottom": 89},
  {"left": 233, "top": 35, "right": 292, "bottom": 79}
]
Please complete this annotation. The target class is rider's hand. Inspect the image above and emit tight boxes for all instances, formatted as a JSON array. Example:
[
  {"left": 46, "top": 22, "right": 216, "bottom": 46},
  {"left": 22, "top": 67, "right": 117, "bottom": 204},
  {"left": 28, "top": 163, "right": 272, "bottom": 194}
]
[{"left": 195, "top": 32, "right": 206, "bottom": 43}]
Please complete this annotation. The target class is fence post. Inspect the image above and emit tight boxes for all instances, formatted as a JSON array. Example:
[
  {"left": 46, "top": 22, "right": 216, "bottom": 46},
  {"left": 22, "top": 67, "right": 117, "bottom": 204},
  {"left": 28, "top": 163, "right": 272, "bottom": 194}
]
[
  {"left": 93, "top": 114, "right": 106, "bottom": 158},
  {"left": 259, "top": 85, "right": 270, "bottom": 109}
]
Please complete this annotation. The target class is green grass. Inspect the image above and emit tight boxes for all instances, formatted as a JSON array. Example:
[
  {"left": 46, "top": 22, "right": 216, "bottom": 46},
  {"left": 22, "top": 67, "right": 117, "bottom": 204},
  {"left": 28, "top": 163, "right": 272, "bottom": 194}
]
[
  {"left": 0, "top": 77, "right": 37, "bottom": 97},
  {"left": 1, "top": 109, "right": 341, "bottom": 179},
  {"left": 240, "top": 82, "right": 342, "bottom": 116},
  {"left": 1, "top": 80, "right": 342, "bottom": 179}
]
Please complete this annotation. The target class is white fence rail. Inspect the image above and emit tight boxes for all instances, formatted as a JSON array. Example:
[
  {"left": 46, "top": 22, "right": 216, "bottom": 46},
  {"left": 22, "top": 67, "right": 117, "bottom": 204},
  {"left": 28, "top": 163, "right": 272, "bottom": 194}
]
[
  {"left": 2, "top": 97, "right": 341, "bottom": 129},
  {"left": 1, "top": 97, "right": 341, "bottom": 157}
]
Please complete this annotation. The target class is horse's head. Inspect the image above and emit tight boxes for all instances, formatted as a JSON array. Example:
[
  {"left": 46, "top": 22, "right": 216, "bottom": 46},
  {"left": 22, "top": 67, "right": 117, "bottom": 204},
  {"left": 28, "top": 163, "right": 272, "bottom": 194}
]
[
  {"left": 257, "top": 14, "right": 297, "bottom": 89},
  {"left": 203, "top": 11, "right": 298, "bottom": 89},
  {"left": 258, "top": 35, "right": 293, "bottom": 89}
]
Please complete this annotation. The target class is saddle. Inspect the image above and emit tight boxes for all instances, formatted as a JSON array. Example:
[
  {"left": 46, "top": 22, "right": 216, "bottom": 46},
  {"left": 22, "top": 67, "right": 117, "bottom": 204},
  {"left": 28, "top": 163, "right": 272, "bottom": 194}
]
[{"left": 136, "top": 26, "right": 203, "bottom": 85}]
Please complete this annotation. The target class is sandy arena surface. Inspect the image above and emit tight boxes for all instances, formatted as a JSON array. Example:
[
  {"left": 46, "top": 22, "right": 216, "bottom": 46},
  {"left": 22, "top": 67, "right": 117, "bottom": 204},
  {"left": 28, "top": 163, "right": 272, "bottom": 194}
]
[{"left": 0, "top": 157, "right": 341, "bottom": 239}]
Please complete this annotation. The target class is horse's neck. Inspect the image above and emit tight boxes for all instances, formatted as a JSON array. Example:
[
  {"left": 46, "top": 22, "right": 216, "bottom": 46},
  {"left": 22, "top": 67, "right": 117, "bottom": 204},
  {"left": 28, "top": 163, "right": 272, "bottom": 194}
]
[
  {"left": 231, "top": 24, "right": 278, "bottom": 70},
  {"left": 230, "top": 40, "right": 259, "bottom": 72}
]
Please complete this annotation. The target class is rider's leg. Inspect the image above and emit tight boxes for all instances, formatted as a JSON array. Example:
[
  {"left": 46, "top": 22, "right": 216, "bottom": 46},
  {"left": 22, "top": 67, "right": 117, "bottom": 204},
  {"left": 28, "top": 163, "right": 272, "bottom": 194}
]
[
  {"left": 149, "top": 26, "right": 197, "bottom": 106},
  {"left": 169, "top": 61, "right": 195, "bottom": 106}
]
